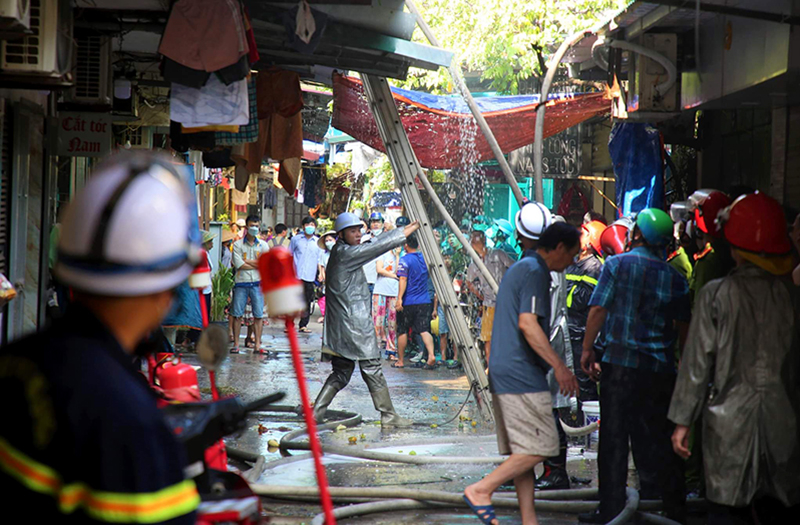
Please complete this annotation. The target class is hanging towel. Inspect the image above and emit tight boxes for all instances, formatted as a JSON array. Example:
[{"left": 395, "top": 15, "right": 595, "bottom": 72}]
[
  {"left": 159, "top": 0, "right": 249, "bottom": 73},
  {"left": 171, "top": 74, "right": 249, "bottom": 126},
  {"left": 215, "top": 76, "right": 259, "bottom": 145}
]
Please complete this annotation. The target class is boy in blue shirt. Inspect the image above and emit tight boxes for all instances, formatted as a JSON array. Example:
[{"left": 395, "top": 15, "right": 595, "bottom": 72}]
[{"left": 394, "top": 234, "right": 436, "bottom": 369}]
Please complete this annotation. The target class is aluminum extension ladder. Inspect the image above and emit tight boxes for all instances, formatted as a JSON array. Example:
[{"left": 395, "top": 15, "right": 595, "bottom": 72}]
[{"left": 361, "top": 74, "right": 494, "bottom": 423}]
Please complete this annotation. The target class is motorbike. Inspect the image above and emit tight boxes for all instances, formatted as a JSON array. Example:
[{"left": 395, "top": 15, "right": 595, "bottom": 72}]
[
  {"left": 161, "top": 393, "right": 285, "bottom": 525},
  {"left": 145, "top": 324, "right": 285, "bottom": 524}
]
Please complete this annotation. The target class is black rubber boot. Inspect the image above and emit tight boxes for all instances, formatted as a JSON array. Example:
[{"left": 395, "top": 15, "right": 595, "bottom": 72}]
[{"left": 535, "top": 448, "right": 570, "bottom": 490}]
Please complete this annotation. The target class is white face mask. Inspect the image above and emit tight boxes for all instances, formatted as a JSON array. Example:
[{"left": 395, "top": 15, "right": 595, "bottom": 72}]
[
  {"left": 325, "top": 240, "right": 335, "bottom": 250},
  {"left": 371, "top": 228, "right": 382, "bottom": 237}
]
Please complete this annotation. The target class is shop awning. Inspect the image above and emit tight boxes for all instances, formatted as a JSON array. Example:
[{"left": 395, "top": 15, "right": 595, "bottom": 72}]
[{"left": 331, "top": 74, "right": 611, "bottom": 170}]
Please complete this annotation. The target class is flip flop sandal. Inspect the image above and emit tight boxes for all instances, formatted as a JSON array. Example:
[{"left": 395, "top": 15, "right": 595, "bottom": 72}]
[
  {"left": 410, "top": 361, "right": 426, "bottom": 369},
  {"left": 391, "top": 362, "right": 405, "bottom": 368},
  {"left": 298, "top": 327, "right": 312, "bottom": 333},
  {"left": 463, "top": 494, "right": 497, "bottom": 525},
  {"left": 422, "top": 363, "right": 438, "bottom": 370},
  {"left": 230, "top": 347, "right": 240, "bottom": 354}
]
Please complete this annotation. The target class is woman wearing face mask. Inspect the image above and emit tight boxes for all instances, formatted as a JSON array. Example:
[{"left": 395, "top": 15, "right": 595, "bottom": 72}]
[
  {"left": 317, "top": 231, "right": 337, "bottom": 324},
  {"left": 374, "top": 245, "right": 401, "bottom": 361}
]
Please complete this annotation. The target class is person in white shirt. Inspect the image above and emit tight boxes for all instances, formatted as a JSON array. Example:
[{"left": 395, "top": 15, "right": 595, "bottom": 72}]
[
  {"left": 231, "top": 215, "right": 269, "bottom": 353},
  {"left": 317, "top": 231, "right": 336, "bottom": 324},
  {"left": 374, "top": 246, "right": 401, "bottom": 360}
]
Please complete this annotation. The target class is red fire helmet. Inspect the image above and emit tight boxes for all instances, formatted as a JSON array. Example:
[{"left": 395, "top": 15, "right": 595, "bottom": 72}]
[
  {"left": 721, "top": 192, "right": 791, "bottom": 255},
  {"left": 600, "top": 218, "right": 633, "bottom": 257},
  {"left": 692, "top": 190, "right": 731, "bottom": 238}
]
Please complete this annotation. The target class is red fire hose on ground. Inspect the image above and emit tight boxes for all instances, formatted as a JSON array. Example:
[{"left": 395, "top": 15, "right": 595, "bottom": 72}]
[{"left": 258, "top": 247, "right": 336, "bottom": 524}]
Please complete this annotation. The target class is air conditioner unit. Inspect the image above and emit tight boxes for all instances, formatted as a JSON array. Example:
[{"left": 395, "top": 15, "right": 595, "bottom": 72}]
[
  {"left": 0, "top": 0, "right": 72, "bottom": 76},
  {"left": 66, "top": 32, "right": 112, "bottom": 105},
  {"left": 0, "top": 0, "right": 31, "bottom": 36},
  {"left": 628, "top": 33, "right": 678, "bottom": 113}
]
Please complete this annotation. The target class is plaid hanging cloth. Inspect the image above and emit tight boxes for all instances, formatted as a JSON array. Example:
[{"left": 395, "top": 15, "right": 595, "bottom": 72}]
[{"left": 215, "top": 75, "right": 259, "bottom": 145}]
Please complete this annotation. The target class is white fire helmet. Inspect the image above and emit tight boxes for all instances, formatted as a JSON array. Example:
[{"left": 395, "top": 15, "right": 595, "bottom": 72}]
[
  {"left": 55, "top": 151, "right": 202, "bottom": 297},
  {"left": 515, "top": 201, "right": 552, "bottom": 240}
]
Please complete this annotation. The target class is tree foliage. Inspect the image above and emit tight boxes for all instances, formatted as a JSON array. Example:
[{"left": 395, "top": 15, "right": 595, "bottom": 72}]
[{"left": 402, "top": 0, "right": 626, "bottom": 94}]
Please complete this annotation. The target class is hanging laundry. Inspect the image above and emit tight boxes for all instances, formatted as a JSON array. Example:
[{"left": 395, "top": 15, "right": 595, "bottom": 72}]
[
  {"left": 278, "top": 157, "right": 302, "bottom": 195},
  {"left": 162, "top": 58, "right": 210, "bottom": 89},
  {"left": 302, "top": 166, "right": 320, "bottom": 208},
  {"left": 163, "top": 55, "right": 249, "bottom": 89},
  {"left": 183, "top": 124, "right": 239, "bottom": 133},
  {"left": 256, "top": 68, "right": 303, "bottom": 118},
  {"left": 216, "top": 76, "right": 259, "bottom": 145},
  {"left": 202, "top": 148, "right": 236, "bottom": 168},
  {"left": 239, "top": 68, "right": 305, "bottom": 186},
  {"left": 170, "top": 120, "right": 215, "bottom": 153},
  {"left": 159, "top": 0, "right": 249, "bottom": 73},
  {"left": 171, "top": 74, "right": 249, "bottom": 127},
  {"left": 243, "top": 6, "right": 260, "bottom": 65},
  {"left": 282, "top": 2, "right": 328, "bottom": 54}
]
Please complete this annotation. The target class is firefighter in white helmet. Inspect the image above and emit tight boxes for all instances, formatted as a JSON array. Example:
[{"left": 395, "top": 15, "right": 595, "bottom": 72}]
[{"left": 0, "top": 151, "right": 201, "bottom": 524}]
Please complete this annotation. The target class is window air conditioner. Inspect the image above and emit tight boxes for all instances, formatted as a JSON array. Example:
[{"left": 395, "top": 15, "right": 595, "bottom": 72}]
[
  {"left": 66, "top": 32, "right": 112, "bottom": 106},
  {"left": 0, "top": 0, "right": 31, "bottom": 36},
  {"left": 0, "top": 0, "right": 72, "bottom": 77}
]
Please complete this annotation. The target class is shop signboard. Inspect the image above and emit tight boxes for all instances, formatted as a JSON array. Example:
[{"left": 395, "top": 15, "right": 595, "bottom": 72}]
[
  {"left": 509, "top": 125, "right": 582, "bottom": 178},
  {"left": 57, "top": 112, "right": 112, "bottom": 157}
]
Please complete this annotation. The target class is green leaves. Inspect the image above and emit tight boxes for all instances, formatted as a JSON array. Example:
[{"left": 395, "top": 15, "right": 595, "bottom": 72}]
[{"left": 401, "top": 0, "right": 625, "bottom": 94}]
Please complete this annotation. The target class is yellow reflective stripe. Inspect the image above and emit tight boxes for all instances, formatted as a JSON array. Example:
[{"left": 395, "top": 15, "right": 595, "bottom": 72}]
[
  {"left": 0, "top": 437, "right": 199, "bottom": 523},
  {"left": 565, "top": 274, "right": 599, "bottom": 286},
  {"left": 0, "top": 436, "right": 61, "bottom": 495},
  {"left": 566, "top": 285, "right": 577, "bottom": 308}
]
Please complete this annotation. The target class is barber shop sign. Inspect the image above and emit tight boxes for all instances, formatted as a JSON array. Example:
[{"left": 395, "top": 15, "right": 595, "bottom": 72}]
[{"left": 58, "top": 112, "right": 112, "bottom": 157}]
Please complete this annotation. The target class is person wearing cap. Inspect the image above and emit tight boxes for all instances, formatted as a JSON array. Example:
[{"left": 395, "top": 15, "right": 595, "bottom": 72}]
[
  {"left": 289, "top": 217, "right": 320, "bottom": 333},
  {"left": 463, "top": 222, "right": 579, "bottom": 525},
  {"left": 220, "top": 229, "right": 236, "bottom": 269},
  {"left": 669, "top": 193, "right": 800, "bottom": 524},
  {"left": 317, "top": 230, "right": 337, "bottom": 324},
  {"left": 313, "top": 212, "right": 420, "bottom": 428},
  {"left": 0, "top": 152, "right": 200, "bottom": 523},
  {"left": 231, "top": 215, "right": 269, "bottom": 353},
  {"left": 579, "top": 208, "right": 690, "bottom": 524}
]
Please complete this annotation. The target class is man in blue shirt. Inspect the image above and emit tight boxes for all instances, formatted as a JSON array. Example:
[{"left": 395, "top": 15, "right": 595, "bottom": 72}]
[
  {"left": 463, "top": 222, "right": 579, "bottom": 525},
  {"left": 290, "top": 216, "right": 320, "bottom": 333},
  {"left": 394, "top": 234, "right": 437, "bottom": 369},
  {"left": 580, "top": 208, "right": 690, "bottom": 524}
]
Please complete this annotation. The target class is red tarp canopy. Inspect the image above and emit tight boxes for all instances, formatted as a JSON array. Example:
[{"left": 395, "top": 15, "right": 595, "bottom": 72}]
[{"left": 331, "top": 73, "right": 611, "bottom": 170}]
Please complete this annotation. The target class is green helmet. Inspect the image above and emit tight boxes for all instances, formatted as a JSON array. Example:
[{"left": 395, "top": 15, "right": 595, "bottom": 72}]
[{"left": 636, "top": 208, "right": 673, "bottom": 246}]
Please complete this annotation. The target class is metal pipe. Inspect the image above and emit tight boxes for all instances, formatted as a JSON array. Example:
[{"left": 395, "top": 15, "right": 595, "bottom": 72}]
[
  {"left": 404, "top": 0, "right": 525, "bottom": 207},
  {"left": 591, "top": 37, "right": 677, "bottom": 96},
  {"left": 534, "top": 30, "right": 593, "bottom": 203}
]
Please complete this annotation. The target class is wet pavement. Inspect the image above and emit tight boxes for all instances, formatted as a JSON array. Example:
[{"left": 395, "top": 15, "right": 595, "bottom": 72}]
[{"left": 187, "top": 320, "right": 604, "bottom": 524}]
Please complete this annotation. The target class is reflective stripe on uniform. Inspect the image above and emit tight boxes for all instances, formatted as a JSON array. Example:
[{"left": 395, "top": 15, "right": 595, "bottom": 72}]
[
  {"left": 565, "top": 274, "right": 599, "bottom": 308},
  {"left": 0, "top": 436, "right": 199, "bottom": 523}
]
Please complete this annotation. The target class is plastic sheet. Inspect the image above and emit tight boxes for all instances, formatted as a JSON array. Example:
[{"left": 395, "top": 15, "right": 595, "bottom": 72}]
[{"left": 608, "top": 122, "right": 665, "bottom": 216}]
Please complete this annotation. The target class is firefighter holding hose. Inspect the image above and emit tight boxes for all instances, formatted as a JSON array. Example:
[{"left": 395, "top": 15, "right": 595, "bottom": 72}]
[
  {"left": 0, "top": 152, "right": 200, "bottom": 523},
  {"left": 313, "top": 212, "right": 421, "bottom": 427}
]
